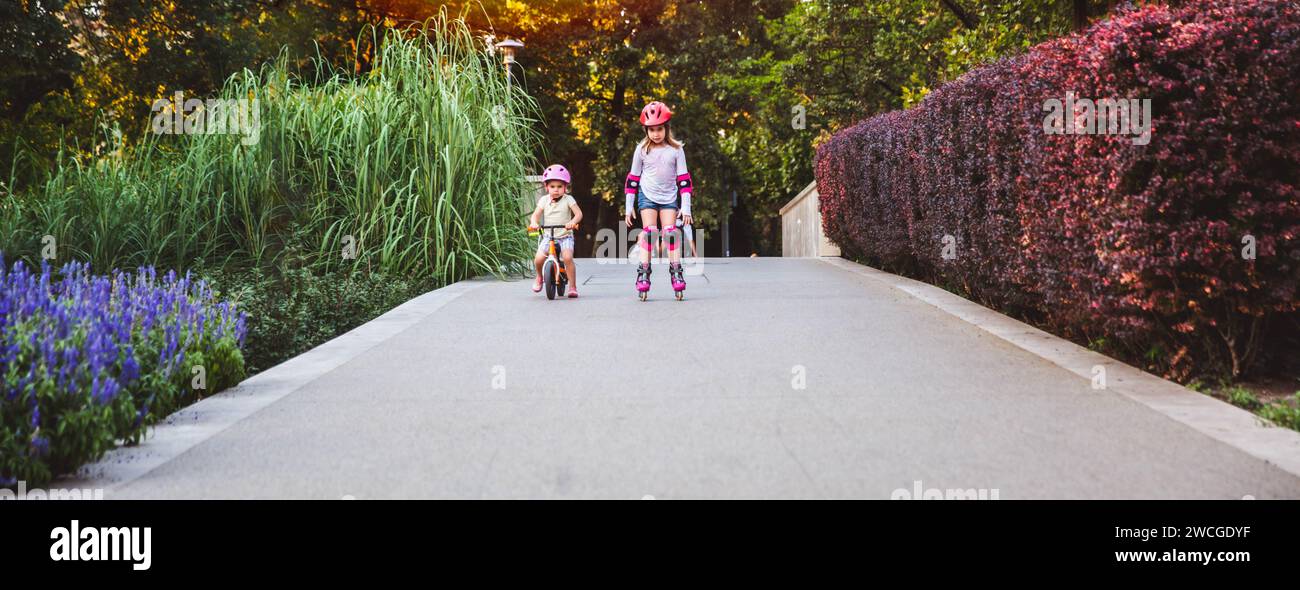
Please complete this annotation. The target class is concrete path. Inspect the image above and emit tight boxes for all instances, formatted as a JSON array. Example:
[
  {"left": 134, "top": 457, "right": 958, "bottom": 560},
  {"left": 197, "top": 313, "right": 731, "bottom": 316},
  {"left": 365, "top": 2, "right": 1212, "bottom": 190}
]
[{"left": 69, "top": 257, "right": 1300, "bottom": 498}]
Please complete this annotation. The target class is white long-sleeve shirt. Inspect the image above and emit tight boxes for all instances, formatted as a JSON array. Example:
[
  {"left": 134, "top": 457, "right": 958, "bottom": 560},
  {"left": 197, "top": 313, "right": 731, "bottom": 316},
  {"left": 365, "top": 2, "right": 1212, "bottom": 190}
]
[{"left": 625, "top": 142, "right": 692, "bottom": 215}]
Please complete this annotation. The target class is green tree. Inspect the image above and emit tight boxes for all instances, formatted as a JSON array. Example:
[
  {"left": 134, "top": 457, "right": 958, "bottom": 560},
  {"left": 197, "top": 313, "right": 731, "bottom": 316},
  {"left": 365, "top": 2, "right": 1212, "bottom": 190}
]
[
  {"left": 3, "top": 0, "right": 1113, "bottom": 255},
  {"left": 710, "top": 0, "right": 1081, "bottom": 253},
  {"left": 0, "top": 0, "right": 83, "bottom": 185}
]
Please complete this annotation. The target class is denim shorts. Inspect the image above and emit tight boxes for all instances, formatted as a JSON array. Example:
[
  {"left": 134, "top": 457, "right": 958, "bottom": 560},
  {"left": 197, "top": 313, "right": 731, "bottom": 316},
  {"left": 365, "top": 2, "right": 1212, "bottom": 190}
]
[{"left": 636, "top": 189, "right": 679, "bottom": 212}]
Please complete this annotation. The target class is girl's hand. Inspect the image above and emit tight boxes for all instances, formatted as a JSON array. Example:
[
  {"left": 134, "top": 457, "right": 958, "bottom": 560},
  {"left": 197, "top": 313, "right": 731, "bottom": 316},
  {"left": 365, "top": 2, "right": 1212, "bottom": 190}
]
[
  {"left": 625, "top": 212, "right": 634, "bottom": 227},
  {"left": 564, "top": 222, "right": 576, "bottom": 230},
  {"left": 682, "top": 214, "right": 693, "bottom": 226}
]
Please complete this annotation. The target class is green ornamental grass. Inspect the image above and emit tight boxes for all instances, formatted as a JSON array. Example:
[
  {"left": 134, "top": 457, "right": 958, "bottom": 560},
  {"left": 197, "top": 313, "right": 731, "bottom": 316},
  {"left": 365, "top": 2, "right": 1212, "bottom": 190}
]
[{"left": 2, "top": 16, "right": 539, "bottom": 284}]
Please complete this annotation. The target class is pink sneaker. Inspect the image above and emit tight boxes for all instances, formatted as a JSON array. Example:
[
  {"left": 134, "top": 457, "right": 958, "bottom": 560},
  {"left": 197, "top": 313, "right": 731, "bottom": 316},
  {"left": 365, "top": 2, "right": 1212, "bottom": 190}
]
[
  {"left": 532, "top": 276, "right": 543, "bottom": 293},
  {"left": 567, "top": 286, "right": 579, "bottom": 298}
]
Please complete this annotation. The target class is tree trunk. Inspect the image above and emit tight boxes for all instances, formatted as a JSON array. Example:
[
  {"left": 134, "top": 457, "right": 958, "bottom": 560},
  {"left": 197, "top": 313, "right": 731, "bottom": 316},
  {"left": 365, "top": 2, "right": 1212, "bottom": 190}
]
[{"left": 938, "top": 0, "right": 978, "bottom": 29}]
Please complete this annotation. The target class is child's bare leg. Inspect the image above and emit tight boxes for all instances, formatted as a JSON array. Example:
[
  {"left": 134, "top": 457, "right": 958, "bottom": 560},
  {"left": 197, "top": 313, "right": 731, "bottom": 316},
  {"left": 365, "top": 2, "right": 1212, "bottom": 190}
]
[
  {"left": 563, "top": 249, "right": 576, "bottom": 284},
  {"left": 533, "top": 251, "right": 545, "bottom": 278}
]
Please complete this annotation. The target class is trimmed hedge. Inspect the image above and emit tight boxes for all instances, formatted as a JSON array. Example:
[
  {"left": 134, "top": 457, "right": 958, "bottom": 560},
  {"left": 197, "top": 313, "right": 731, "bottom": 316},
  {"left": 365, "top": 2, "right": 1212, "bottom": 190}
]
[{"left": 815, "top": 0, "right": 1300, "bottom": 379}]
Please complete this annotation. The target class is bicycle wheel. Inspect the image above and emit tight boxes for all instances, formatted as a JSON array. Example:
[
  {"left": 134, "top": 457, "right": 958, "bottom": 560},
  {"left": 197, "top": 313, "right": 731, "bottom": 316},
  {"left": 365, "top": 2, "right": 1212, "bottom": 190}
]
[{"left": 543, "top": 258, "right": 558, "bottom": 300}]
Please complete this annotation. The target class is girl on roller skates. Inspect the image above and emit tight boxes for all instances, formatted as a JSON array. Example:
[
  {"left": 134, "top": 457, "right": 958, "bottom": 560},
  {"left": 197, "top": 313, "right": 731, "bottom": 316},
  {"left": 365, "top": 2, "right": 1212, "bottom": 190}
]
[{"left": 623, "top": 101, "right": 693, "bottom": 301}]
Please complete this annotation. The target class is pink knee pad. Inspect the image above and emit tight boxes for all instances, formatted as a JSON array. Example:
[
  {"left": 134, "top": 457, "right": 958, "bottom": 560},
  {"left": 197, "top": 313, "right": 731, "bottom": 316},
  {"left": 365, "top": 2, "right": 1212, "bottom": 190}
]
[
  {"left": 661, "top": 227, "right": 679, "bottom": 251},
  {"left": 638, "top": 226, "right": 659, "bottom": 252}
]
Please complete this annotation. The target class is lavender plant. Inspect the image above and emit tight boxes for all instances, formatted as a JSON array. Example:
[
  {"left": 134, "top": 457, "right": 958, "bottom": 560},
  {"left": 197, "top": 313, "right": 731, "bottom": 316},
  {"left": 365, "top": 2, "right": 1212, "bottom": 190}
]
[{"left": 1, "top": 254, "right": 247, "bottom": 486}]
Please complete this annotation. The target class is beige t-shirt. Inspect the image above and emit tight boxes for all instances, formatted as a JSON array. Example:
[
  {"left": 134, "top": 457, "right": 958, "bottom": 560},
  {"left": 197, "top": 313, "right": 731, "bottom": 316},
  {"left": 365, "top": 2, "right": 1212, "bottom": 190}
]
[{"left": 539, "top": 194, "right": 577, "bottom": 237}]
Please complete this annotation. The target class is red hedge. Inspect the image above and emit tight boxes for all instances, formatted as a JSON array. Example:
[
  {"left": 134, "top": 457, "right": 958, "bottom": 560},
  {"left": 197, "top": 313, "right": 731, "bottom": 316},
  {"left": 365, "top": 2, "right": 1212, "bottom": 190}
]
[{"left": 814, "top": 0, "right": 1300, "bottom": 379}]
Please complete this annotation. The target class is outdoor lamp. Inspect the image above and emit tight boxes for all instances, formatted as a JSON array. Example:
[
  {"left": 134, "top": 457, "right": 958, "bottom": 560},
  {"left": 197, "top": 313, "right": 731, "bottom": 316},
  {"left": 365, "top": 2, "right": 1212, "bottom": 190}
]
[{"left": 494, "top": 38, "right": 524, "bottom": 66}]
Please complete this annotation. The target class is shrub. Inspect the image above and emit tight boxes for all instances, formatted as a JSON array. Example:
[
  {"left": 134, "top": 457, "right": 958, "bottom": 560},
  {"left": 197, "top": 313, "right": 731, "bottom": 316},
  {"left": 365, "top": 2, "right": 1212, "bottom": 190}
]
[
  {"left": 0, "top": 256, "right": 247, "bottom": 486},
  {"left": 200, "top": 265, "right": 435, "bottom": 374},
  {"left": 815, "top": 0, "right": 1300, "bottom": 380}
]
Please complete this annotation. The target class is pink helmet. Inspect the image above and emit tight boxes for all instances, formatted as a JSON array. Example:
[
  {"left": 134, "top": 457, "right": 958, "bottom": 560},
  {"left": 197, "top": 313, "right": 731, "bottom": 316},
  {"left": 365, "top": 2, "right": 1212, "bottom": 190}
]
[
  {"left": 541, "top": 164, "right": 571, "bottom": 185},
  {"left": 640, "top": 101, "right": 672, "bottom": 127}
]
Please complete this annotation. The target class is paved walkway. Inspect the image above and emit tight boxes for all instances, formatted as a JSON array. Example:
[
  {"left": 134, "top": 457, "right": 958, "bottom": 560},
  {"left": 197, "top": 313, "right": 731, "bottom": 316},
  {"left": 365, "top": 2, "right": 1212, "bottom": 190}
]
[{"left": 70, "top": 258, "right": 1300, "bottom": 498}]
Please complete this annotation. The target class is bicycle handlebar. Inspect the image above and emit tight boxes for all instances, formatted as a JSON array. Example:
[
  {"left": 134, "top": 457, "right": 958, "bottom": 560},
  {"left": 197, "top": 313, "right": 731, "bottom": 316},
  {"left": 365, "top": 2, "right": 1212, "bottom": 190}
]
[{"left": 531, "top": 224, "right": 578, "bottom": 233}]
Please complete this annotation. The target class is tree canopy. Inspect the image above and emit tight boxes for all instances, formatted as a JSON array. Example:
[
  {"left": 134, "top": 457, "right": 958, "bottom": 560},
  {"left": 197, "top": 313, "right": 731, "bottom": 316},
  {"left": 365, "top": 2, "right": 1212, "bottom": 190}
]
[{"left": 4, "top": 0, "right": 1120, "bottom": 254}]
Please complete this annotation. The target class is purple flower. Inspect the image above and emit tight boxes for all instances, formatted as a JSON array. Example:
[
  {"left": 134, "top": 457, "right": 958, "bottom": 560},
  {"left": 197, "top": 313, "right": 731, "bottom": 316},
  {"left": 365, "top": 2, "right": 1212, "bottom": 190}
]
[
  {"left": 29, "top": 434, "right": 50, "bottom": 457},
  {"left": 2, "top": 255, "right": 247, "bottom": 474},
  {"left": 91, "top": 376, "right": 120, "bottom": 405},
  {"left": 121, "top": 347, "right": 140, "bottom": 384}
]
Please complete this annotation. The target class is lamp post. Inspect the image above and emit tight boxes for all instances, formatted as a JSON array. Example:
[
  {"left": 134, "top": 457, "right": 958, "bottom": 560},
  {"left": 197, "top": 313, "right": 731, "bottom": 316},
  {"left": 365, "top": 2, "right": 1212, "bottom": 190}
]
[
  {"left": 494, "top": 38, "right": 524, "bottom": 86},
  {"left": 724, "top": 189, "right": 735, "bottom": 257}
]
